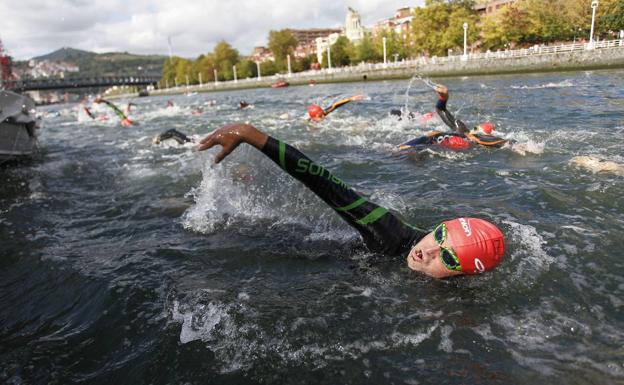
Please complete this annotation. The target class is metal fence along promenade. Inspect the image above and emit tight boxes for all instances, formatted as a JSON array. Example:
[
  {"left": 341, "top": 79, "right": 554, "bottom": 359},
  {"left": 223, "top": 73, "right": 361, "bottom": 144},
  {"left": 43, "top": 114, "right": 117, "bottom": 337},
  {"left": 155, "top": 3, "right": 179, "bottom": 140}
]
[{"left": 162, "top": 39, "right": 624, "bottom": 92}]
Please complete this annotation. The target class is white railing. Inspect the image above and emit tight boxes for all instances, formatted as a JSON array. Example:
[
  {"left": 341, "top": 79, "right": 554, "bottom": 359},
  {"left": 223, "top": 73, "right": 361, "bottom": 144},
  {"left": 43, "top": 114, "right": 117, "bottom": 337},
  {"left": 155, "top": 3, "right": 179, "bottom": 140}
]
[{"left": 156, "top": 39, "right": 624, "bottom": 93}]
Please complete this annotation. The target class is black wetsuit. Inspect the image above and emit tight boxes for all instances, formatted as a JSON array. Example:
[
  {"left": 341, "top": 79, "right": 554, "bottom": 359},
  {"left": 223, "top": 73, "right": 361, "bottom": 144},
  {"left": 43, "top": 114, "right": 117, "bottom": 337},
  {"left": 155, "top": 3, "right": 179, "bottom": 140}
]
[
  {"left": 401, "top": 131, "right": 466, "bottom": 147},
  {"left": 390, "top": 109, "right": 416, "bottom": 121},
  {"left": 436, "top": 97, "right": 510, "bottom": 148},
  {"left": 157, "top": 129, "right": 193, "bottom": 144},
  {"left": 261, "top": 137, "right": 426, "bottom": 256}
]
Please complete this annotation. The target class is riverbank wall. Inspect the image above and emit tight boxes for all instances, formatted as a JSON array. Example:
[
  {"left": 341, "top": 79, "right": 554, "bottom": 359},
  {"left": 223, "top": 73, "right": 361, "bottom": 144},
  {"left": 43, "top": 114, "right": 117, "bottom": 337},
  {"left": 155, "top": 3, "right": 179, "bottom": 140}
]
[{"left": 125, "top": 44, "right": 624, "bottom": 98}]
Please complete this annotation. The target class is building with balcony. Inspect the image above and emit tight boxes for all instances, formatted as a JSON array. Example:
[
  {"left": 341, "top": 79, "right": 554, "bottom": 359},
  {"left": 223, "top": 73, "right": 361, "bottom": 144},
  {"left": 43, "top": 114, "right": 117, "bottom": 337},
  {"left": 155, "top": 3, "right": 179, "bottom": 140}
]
[
  {"left": 250, "top": 46, "right": 274, "bottom": 63},
  {"left": 474, "top": 0, "right": 516, "bottom": 16},
  {"left": 373, "top": 7, "right": 416, "bottom": 37}
]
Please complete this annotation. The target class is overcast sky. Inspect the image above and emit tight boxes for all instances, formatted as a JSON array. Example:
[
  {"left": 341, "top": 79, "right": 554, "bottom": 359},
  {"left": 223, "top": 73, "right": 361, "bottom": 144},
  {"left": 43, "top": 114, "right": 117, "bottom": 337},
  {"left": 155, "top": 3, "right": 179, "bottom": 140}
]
[{"left": 1, "top": 0, "right": 424, "bottom": 60}]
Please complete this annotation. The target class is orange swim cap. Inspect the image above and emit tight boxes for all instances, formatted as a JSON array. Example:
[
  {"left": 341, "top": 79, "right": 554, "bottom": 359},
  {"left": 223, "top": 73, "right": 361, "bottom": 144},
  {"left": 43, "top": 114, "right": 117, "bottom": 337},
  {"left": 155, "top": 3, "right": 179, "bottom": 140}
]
[
  {"left": 476, "top": 122, "right": 495, "bottom": 134},
  {"left": 307, "top": 105, "right": 325, "bottom": 120},
  {"left": 443, "top": 218, "right": 505, "bottom": 274}
]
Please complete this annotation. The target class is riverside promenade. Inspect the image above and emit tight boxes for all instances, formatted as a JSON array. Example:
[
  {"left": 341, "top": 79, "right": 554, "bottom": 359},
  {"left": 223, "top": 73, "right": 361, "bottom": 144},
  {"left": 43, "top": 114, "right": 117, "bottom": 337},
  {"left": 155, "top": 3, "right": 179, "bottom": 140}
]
[{"left": 145, "top": 39, "right": 624, "bottom": 97}]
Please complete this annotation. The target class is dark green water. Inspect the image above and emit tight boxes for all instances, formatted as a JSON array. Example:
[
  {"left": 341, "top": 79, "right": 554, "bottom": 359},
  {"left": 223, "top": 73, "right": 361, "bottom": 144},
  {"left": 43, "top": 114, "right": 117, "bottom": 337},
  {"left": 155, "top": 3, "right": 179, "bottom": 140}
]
[{"left": 1, "top": 70, "right": 623, "bottom": 384}]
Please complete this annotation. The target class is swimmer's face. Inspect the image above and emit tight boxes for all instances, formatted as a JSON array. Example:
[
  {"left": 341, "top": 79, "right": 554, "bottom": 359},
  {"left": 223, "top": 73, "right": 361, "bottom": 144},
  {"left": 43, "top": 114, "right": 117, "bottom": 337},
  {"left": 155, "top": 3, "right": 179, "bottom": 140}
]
[
  {"left": 152, "top": 137, "right": 161, "bottom": 145},
  {"left": 406, "top": 230, "right": 463, "bottom": 279}
]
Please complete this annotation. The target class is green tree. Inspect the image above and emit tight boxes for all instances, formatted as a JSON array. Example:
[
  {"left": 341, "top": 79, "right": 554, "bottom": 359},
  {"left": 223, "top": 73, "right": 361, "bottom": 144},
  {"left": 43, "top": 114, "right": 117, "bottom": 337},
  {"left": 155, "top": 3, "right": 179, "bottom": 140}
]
[
  {"left": 237, "top": 59, "right": 256, "bottom": 79},
  {"left": 373, "top": 30, "right": 405, "bottom": 62},
  {"left": 411, "top": 0, "right": 478, "bottom": 56},
  {"left": 260, "top": 60, "right": 278, "bottom": 76},
  {"left": 268, "top": 29, "right": 298, "bottom": 71},
  {"left": 321, "top": 36, "right": 353, "bottom": 67},
  {"left": 598, "top": 0, "right": 624, "bottom": 37},
  {"left": 212, "top": 41, "right": 239, "bottom": 80},
  {"left": 353, "top": 34, "right": 379, "bottom": 63},
  {"left": 175, "top": 58, "right": 193, "bottom": 86},
  {"left": 195, "top": 54, "right": 216, "bottom": 83}
]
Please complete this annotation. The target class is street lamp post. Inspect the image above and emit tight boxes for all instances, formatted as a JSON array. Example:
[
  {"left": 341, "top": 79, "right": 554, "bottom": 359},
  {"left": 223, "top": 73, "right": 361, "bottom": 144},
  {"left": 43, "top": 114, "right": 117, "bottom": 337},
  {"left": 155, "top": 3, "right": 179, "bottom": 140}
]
[
  {"left": 588, "top": 0, "right": 599, "bottom": 49},
  {"left": 185, "top": 74, "right": 189, "bottom": 91},
  {"left": 393, "top": 53, "right": 399, "bottom": 64},
  {"left": 382, "top": 37, "right": 387, "bottom": 67},
  {"left": 287, "top": 54, "right": 292, "bottom": 77},
  {"left": 327, "top": 46, "right": 332, "bottom": 71},
  {"left": 462, "top": 22, "right": 469, "bottom": 61},
  {"left": 214, "top": 69, "right": 218, "bottom": 85},
  {"left": 233, "top": 65, "right": 237, "bottom": 83},
  {"left": 198, "top": 72, "right": 202, "bottom": 86},
  {"left": 256, "top": 61, "right": 261, "bottom": 81}
]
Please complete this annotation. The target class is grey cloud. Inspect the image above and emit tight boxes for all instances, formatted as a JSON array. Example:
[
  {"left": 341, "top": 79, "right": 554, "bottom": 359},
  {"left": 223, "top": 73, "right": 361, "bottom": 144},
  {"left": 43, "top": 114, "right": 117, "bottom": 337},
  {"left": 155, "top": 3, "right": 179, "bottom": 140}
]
[{"left": 1, "top": 0, "right": 423, "bottom": 60}]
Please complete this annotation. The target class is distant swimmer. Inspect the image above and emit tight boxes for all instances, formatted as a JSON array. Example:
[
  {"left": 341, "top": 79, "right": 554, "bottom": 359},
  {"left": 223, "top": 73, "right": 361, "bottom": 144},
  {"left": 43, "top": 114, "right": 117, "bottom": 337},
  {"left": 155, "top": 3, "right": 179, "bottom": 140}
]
[
  {"left": 94, "top": 97, "right": 135, "bottom": 126},
  {"left": 569, "top": 156, "right": 624, "bottom": 176},
  {"left": 197, "top": 123, "right": 506, "bottom": 279},
  {"left": 166, "top": 100, "right": 174, "bottom": 108},
  {"left": 124, "top": 102, "right": 137, "bottom": 116},
  {"left": 390, "top": 109, "right": 436, "bottom": 124},
  {"left": 307, "top": 94, "right": 364, "bottom": 121},
  {"left": 399, "top": 85, "right": 512, "bottom": 151},
  {"left": 83, "top": 106, "right": 95, "bottom": 119},
  {"left": 192, "top": 107, "right": 203, "bottom": 116},
  {"left": 239, "top": 101, "right": 251, "bottom": 109},
  {"left": 82, "top": 104, "right": 108, "bottom": 121},
  {"left": 152, "top": 129, "right": 194, "bottom": 145}
]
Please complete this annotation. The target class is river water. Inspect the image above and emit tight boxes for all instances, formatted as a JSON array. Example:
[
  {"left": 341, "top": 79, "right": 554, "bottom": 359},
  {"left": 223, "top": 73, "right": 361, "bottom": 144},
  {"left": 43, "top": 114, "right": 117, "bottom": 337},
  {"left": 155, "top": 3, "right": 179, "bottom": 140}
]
[{"left": 1, "top": 70, "right": 623, "bottom": 384}]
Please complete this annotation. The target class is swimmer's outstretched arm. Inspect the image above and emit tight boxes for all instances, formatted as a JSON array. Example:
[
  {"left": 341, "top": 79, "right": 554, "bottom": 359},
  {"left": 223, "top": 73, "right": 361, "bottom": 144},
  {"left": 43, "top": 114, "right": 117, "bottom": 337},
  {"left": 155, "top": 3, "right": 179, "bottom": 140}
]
[
  {"left": 95, "top": 97, "right": 133, "bottom": 125},
  {"left": 323, "top": 94, "right": 364, "bottom": 116},
  {"left": 434, "top": 86, "right": 469, "bottom": 134},
  {"left": 198, "top": 124, "right": 424, "bottom": 255},
  {"left": 153, "top": 129, "right": 193, "bottom": 145}
]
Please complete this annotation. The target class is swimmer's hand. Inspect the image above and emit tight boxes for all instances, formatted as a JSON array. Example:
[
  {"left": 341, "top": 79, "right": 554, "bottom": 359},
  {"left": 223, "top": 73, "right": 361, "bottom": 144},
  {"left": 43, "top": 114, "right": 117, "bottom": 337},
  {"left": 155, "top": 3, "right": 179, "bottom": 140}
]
[
  {"left": 197, "top": 123, "right": 268, "bottom": 164},
  {"left": 435, "top": 85, "right": 448, "bottom": 100}
]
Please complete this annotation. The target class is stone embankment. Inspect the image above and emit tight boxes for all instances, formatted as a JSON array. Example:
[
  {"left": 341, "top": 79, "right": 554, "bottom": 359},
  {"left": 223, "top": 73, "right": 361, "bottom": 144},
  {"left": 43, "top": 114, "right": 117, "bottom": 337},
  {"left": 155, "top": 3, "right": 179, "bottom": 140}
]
[{"left": 141, "top": 44, "right": 624, "bottom": 97}]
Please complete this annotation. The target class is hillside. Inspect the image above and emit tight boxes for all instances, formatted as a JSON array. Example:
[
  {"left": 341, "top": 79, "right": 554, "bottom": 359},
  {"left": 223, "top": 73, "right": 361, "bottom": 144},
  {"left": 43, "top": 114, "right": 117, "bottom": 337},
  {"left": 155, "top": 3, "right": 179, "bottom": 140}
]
[
  {"left": 16, "top": 47, "right": 167, "bottom": 78},
  {"left": 33, "top": 47, "right": 95, "bottom": 62}
]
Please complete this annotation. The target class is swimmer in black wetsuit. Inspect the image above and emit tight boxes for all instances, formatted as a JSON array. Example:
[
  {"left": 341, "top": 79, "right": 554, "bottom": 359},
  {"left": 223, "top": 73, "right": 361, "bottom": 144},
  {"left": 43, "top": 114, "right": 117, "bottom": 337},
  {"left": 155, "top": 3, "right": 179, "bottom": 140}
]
[
  {"left": 399, "top": 85, "right": 511, "bottom": 150},
  {"left": 152, "top": 129, "right": 194, "bottom": 145},
  {"left": 197, "top": 123, "right": 506, "bottom": 279},
  {"left": 434, "top": 85, "right": 510, "bottom": 147}
]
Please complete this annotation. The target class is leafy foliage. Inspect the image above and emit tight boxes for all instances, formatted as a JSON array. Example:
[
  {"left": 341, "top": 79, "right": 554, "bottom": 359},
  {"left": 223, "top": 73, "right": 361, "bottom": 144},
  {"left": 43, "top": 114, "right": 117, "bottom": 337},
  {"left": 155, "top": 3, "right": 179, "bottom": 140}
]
[{"left": 268, "top": 29, "right": 298, "bottom": 71}]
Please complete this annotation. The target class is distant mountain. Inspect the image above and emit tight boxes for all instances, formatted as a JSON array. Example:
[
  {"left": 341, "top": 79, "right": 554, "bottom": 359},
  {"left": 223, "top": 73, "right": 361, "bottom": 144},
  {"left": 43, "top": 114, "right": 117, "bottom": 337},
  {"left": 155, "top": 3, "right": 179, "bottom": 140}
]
[
  {"left": 22, "top": 47, "right": 168, "bottom": 78},
  {"left": 32, "top": 47, "right": 95, "bottom": 62}
]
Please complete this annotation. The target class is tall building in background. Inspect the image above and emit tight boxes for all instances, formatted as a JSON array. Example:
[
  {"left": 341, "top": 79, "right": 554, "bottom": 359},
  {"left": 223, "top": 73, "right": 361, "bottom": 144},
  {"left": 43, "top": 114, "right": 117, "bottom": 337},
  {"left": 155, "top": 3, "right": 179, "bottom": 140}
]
[{"left": 345, "top": 7, "right": 365, "bottom": 42}]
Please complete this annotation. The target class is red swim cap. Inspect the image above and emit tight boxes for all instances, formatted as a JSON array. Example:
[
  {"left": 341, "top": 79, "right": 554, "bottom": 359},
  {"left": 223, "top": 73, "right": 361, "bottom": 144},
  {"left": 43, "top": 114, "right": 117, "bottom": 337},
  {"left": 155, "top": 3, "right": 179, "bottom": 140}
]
[
  {"left": 443, "top": 218, "right": 505, "bottom": 274},
  {"left": 307, "top": 104, "right": 325, "bottom": 120},
  {"left": 477, "top": 122, "right": 495, "bottom": 134},
  {"left": 440, "top": 135, "right": 471, "bottom": 150}
]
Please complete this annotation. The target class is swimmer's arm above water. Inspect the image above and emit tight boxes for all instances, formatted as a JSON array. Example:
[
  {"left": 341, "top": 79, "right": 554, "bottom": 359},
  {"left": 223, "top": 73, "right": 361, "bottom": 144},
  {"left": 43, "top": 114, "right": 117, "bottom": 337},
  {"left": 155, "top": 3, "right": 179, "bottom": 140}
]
[
  {"left": 323, "top": 94, "right": 365, "bottom": 116},
  {"left": 434, "top": 85, "right": 469, "bottom": 134},
  {"left": 197, "top": 124, "right": 423, "bottom": 255}
]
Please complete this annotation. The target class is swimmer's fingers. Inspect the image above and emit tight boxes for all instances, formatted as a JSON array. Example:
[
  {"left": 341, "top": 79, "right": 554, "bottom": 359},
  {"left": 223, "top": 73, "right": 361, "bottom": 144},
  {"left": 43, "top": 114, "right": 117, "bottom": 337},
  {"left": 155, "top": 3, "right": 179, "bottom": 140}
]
[
  {"left": 351, "top": 94, "right": 365, "bottom": 101},
  {"left": 214, "top": 143, "right": 238, "bottom": 164},
  {"left": 196, "top": 132, "right": 217, "bottom": 151}
]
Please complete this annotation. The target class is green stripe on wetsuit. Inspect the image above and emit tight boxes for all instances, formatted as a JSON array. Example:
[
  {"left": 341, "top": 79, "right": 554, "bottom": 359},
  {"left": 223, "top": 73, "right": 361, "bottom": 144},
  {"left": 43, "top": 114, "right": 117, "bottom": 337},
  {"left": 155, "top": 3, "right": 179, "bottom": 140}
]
[{"left": 262, "top": 137, "right": 426, "bottom": 256}]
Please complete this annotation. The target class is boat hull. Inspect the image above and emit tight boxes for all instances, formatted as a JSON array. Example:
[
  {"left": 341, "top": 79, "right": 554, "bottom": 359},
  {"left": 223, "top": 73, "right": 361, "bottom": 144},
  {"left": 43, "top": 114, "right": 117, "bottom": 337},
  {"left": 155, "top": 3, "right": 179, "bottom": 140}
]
[
  {"left": 0, "top": 121, "right": 37, "bottom": 160},
  {"left": 0, "top": 90, "right": 40, "bottom": 161}
]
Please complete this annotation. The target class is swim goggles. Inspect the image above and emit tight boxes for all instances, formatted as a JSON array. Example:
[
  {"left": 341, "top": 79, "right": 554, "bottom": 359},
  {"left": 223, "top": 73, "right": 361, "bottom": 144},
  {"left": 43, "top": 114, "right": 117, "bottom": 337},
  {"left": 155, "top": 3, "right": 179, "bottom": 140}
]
[{"left": 433, "top": 223, "right": 462, "bottom": 271}]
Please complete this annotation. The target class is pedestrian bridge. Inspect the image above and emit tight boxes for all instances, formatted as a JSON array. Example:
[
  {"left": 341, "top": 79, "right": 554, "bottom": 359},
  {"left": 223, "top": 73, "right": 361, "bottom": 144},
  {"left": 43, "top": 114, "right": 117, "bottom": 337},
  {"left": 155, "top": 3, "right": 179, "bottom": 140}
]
[{"left": 3, "top": 76, "right": 160, "bottom": 92}]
